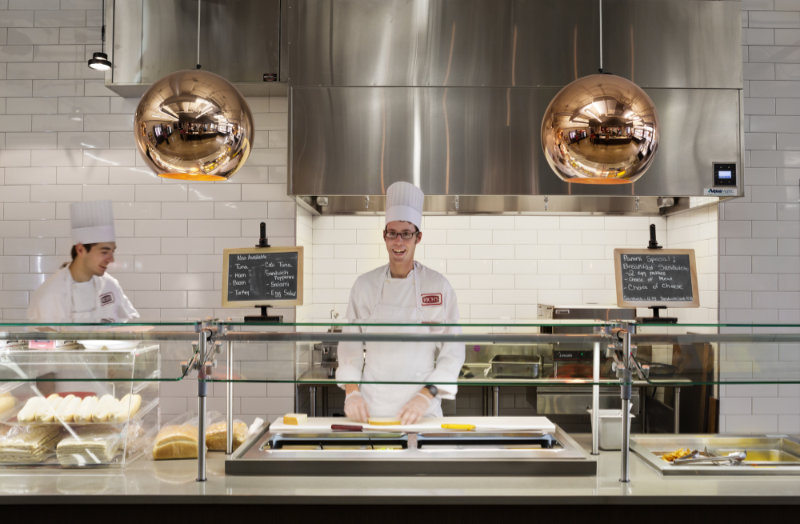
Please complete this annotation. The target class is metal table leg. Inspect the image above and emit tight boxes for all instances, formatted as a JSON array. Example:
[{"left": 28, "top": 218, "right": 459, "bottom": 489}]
[
  {"left": 492, "top": 386, "right": 500, "bottom": 416},
  {"left": 226, "top": 340, "right": 233, "bottom": 455},
  {"left": 674, "top": 386, "right": 681, "bottom": 433}
]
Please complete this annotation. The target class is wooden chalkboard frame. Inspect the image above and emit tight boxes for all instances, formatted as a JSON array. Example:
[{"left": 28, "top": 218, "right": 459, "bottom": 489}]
[
  {"left": 221, "top": 246, "right": 304, "bottom": 308},
  {"left": 613, "top": 248, "right": 699, "bottom": 308}
]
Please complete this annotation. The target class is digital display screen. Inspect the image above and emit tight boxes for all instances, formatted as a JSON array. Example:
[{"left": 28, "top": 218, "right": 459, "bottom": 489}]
[{"left": 713, "top": 163, "right": 736, "bottom": 186}]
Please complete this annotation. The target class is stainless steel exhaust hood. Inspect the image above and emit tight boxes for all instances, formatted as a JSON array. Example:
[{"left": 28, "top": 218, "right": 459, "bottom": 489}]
[{"left": 287, "top": 0, "right": 743, "bottom": 216}]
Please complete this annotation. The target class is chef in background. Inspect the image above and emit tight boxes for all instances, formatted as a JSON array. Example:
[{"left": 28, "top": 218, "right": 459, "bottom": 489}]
[
  {"left": 27, "top": 200, "right": 138, "bottom": 323},
  {"left": 336, "top": 182, "right": 465, "bottom": 425}
]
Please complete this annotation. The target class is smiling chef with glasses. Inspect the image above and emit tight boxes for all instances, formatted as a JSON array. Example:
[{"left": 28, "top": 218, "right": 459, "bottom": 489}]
[{"left": 336, "top": 181, "right": 465, "bottom": 425}]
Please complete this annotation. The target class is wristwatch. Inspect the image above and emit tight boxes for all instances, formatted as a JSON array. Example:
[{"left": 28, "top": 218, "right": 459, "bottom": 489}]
[{"left": 423, "top": 384, "right": 438, "bottom": 397}]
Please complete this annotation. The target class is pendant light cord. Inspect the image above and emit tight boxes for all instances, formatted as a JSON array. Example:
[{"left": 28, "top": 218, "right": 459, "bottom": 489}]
[
  {"left": 598, "top": 0, "right": 603, "bottom": 73},
  {"left": 196, "top": 0, "right": 202, "bottom": 69}
]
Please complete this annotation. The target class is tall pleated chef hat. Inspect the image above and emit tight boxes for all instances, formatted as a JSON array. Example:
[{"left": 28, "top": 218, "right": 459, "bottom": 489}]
[
  {"left": 70, "top": 200, "right": 116, "bottom": 245},
  {"left": 385, "top": 181, "right": 424, "bottom": 229}
]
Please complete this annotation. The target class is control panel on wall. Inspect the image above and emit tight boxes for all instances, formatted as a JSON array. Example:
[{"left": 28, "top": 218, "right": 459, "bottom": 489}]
[{"left": 713, "top": 162, "right": 736, "bottom": 186}]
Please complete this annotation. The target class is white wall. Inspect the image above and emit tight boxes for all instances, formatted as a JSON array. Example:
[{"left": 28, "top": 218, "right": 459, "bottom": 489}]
[
  {"left": 0, "top": 0, "right": 295, "bottom": 423},
  {"left": 307, "top": 213, "right": 718, "bottom": 326},
  {"left": 717, "top": 1, "right": 800, "bottom": 434}
]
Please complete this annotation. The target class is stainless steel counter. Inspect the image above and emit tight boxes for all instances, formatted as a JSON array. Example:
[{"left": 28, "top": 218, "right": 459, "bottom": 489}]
[{"left": 0, "top": 435, "right": 798, "bottom": 506}]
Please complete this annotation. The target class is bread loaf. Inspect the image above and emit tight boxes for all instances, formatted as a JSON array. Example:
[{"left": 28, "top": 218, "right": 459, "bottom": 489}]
[
  {"left": 205, "top": 420, "right": 248, "bottom": 451},
  {"left": 152, "top": 424, "right": 198, "bottom": 460}
]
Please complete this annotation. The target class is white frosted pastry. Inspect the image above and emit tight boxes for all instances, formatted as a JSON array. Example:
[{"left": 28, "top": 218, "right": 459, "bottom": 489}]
[
  {"left": 0, "top": 393, "right": 15, "bottom": 416},
  {"left": 92, "top": 394, "right": 118, "bottom": 422},
  {"left": 37, "top": 394, "right": 63, "bottom": 422},
  {"left": 55, "top": 395, "right": 81, "bottom": 422},
  {"left": 112, "top": 394, "right": 142, "bottom": 423},
  {"left": 17, "top": 397, "right": 46, "bottom": 423},
  {"left": 75, "top": 396, "right": 98, "bottom": 423}
]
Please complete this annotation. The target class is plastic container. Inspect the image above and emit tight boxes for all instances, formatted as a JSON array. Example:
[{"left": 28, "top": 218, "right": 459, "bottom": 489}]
[{"left": 588, "top": 408, "right": 635, "bottom": 450}]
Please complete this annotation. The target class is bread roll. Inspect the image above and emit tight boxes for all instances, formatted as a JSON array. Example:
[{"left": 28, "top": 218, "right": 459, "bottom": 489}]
[
  {"left": 75, "top": 396, "right": 98, "bottom": 423},
  {"left": 37, "top": 394, "right": 63, "bottom": 422},
  {"left": 0, "top": 393, "right": 15, "bottom": 416},
  {"left": 205, "top": 421, "right": 248, "bottom": 451},
  {"left": 92, "top": 394, "right": 118, "bottom": 422},
  {"left": 152, "top": 424, "right": 198, "bottom": 460},
  {"left": 55, "top": 394, "right": 79, "bottom": 422},
  {"left": 113, "top": 394, "right": 142, "bottom": 423},
  {"left": 17, "top": 396, "right": 46, "bottom": 423}
]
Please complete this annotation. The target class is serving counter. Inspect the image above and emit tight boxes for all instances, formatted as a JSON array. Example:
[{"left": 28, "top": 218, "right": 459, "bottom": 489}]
[{"left": 1, "top": 320, "right": 798, "bottom": 515}]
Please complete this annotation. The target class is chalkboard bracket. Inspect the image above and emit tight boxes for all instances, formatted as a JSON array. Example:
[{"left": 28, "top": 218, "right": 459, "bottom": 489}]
[
  {"left": 245, "top": 305, "right": 283, "bottom": 323},
  {"left": 637, "top": 305, "right": 677, "bottom": 324}
]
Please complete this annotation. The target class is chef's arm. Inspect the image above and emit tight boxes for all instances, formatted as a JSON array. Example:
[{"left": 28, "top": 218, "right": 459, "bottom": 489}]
[{"left": 335, "top": 295, "right": 366, "bottom": 389}]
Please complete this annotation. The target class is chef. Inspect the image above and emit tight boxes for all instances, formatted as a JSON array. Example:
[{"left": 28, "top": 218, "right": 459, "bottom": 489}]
[
  {"left": 27, "top": 200, "right": 138, "bottom": 323},
  {"left": 336, "top": 182, "right": 465, "bottom": 425}
]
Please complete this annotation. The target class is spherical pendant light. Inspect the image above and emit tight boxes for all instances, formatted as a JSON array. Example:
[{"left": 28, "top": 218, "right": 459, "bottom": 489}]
[
  {"left": 541, "top": 74, "right": 659, "bottom": 185},
  {"left": 133, "top": 69, "right": 254, "bottom": 181}
]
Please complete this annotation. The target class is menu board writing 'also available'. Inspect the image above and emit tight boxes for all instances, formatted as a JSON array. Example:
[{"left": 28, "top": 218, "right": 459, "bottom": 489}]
[
  {"left": 222, "top": 247, "right": 303, "bottom": 307},
  {"left": 613, "top": 248, "right": 699, "bottom": 308}
]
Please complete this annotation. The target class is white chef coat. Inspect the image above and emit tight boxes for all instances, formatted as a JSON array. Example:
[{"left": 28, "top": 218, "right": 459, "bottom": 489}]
[
  {"left": 336, "top": 262, "right": 465, "bottom": 418},
  {"left": 27, "top": 266, "right": 139, "bottom": 323}
]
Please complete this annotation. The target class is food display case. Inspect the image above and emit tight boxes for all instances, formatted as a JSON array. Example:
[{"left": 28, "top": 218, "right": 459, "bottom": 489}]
[{"left": 0, "top": 323, "right": 199, "bottom": 468}]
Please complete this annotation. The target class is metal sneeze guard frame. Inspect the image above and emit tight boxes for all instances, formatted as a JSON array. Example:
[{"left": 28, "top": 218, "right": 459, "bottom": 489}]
[{"left": 2, "top": 320, "right": 799, "bottom": 481}]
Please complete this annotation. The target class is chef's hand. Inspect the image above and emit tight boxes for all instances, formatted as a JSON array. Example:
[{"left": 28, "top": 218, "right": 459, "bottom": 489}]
[
  {"left": 398, "top": 391, "right": 432, "bottom": 426},
  {"left": 344, "top": 390, "right": 369, "bottom": 423}
]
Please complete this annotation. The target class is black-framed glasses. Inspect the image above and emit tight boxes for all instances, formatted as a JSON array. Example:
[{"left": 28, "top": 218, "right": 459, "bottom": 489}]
[{"left": 383, "top": 229, "right": 419, "bottom": 240}]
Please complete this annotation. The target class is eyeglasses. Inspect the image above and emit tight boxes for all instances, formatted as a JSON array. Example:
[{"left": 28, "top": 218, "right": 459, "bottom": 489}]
[{"left": 383, "top": 229, "right": 419, "bottom": 240}]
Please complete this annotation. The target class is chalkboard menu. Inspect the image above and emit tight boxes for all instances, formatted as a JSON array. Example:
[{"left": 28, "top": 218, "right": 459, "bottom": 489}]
[
  {"left": 613, "top": 248, "right": 699, "bottom": 308},
  {"left": 222, "top": 247, "right": 303, "bottom": 307}
]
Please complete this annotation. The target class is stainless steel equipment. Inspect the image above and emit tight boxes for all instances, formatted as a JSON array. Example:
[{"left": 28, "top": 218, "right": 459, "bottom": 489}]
[
  {"left": 227, "top": 425, "right": 596, "bottom": 476},
  {"left": 631, "top": 435, "right": 800, "bottom": 475},
  {"left": 287, "top": 0, "right": 743, "bottom": 215},
  {"left": 490, "top": 354, "right": 541, "bottom": 379}
]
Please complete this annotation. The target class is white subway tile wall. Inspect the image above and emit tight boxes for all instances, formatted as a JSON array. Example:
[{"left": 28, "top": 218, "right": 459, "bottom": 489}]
[
  {"left": 308, "top": 212, "right": 718, "bottom": 327},
  {"left": 0, "top": 2, "right": 797, "bottom": 430},
  {"left": 0, "top": 1, "right": 294, "bottom": 423},
  {"left": 717, "top": 3, "right": 800, "bottom": 432}
]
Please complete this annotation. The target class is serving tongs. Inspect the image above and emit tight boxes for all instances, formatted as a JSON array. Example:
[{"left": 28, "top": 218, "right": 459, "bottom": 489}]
[{"left": 672, "top": 449, "right": 746, "bottom": 466}]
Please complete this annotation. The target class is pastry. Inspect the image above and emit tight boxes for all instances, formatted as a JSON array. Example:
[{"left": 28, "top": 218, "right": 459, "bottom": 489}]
[
  {"left": 205, "top": 420, "right": 248, "bottom": 451},
  {"left": 37, "top": 393, "right": 62, "bottom": 422},
  {"left": 75, "top": 396, "right": 98, "bottom": 423},
  {"left": 112, "top": 394, "right": 142, "bottom": 423},
  {"left": 17, "top": 397, "right": 47, "bottom": 423},
  {"left": 0, "top": 393, "right": 15, "bottom": 417},
  {"left": 55, "top": 394, "right": 80, "bottom": 422},
  {"left": 57, "top": 427, "right": 122, "bottom": 466},
  {"left": 0, "top": 425, "right": 62, "bottom": 463},
  {"left": 92, "top": 394, "right": 118, "bottom": 422},
  {"left": 152, "top": 424, "right": 198, "bottom": 460}
]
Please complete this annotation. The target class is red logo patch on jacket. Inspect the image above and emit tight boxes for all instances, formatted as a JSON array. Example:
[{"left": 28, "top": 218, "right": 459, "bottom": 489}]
[
  {"left": 100, "top": 292, "right": 114, "bottom": 306},
  {"left": 421, "top": 293, "right": 442, "bottom": 306}
]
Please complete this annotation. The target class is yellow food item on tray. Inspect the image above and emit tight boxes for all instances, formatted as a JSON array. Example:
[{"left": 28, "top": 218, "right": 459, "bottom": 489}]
[
  {"left": 282, "top": 413, "right": 308, "bottom": 425},
  {"left": 662, "top": 447, "right": 693, "bottom": 462},
  {"left": 367, "top": 417, "right": 402, "bottom": 426}
]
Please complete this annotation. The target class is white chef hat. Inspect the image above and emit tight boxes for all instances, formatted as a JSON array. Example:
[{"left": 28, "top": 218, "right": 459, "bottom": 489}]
[
  {"left": 385, "top": 181, "right": 424, "bottom": 229},
  {"left": 70, "top": 200, "right": 116, "bottom": 245}
]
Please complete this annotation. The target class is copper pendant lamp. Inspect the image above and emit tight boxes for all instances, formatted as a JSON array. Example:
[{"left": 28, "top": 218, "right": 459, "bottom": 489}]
[
  {"left": 541, "top": 0, "right": 659, "bottom": 185},
  {"left": 132, "top": 0, "right": 253, "bottom": 181}
]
